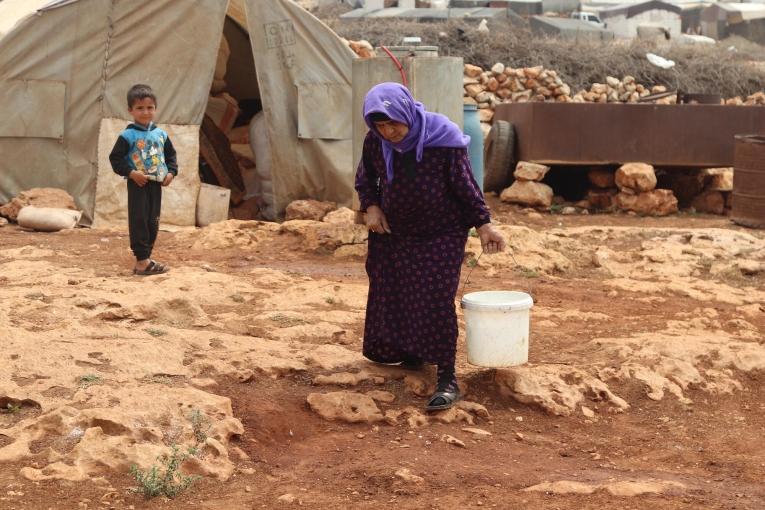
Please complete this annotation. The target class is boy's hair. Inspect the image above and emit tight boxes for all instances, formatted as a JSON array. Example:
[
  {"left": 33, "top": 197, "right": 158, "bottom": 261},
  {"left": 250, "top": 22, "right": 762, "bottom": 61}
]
[{"left": 127, "top": 84, "right": 157, "bottom": 109}]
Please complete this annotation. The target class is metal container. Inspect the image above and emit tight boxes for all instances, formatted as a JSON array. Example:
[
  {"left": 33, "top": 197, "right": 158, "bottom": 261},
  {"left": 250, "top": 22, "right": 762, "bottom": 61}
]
[
  {"left": 732, "top": 135, "right": 765, "bottom": 229},
  {"left": 351, "top": 49, "right": 464, "bottom": 210},
  {"left": 379, "top": 46, "right": 439, "bottom": 59},
  {"left": 494, "top": 102, "right": 765, "bottom": 168}
]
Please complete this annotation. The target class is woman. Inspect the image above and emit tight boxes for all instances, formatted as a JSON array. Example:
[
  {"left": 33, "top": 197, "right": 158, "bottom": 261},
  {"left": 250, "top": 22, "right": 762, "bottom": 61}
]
[{"left": 355, "top": 83, "right": 506, "bottom": 411}]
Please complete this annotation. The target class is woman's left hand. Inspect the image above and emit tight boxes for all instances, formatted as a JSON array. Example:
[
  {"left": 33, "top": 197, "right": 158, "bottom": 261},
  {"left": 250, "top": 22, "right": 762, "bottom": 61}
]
[{"left": 477, "top": 224, "right": 506, "bottom": 254}]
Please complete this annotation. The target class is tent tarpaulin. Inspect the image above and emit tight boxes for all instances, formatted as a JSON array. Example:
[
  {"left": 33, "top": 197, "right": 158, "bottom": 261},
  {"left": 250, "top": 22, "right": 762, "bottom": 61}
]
[{"left": 0, "top": 0, "right": 355, "bottom": 225}]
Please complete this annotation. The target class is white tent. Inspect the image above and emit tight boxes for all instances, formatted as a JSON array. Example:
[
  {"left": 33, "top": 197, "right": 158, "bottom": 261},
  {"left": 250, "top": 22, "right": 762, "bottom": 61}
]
[{"left": 0, "top": 0, "right": 356, "bottom": 225}]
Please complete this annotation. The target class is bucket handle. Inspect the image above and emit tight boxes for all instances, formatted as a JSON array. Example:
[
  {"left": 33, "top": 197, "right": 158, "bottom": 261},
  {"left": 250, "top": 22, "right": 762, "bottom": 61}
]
[{"left": 460, "top": 248, "right": 534, "bottom": 301}]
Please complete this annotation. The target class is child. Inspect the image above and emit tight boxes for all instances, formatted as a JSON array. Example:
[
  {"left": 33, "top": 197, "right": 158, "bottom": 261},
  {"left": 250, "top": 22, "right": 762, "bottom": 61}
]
[{"left": 109, "top": 84, "right": 178, "bottom": 275}]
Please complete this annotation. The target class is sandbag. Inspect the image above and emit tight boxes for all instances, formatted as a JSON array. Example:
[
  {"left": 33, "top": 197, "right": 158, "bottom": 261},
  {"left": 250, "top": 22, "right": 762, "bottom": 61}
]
[
  {"left": 17, "top": 206, "right": 81, "bottom": 232},
  {"left": 250, "top": 112, "right": 275, "bottom": 220},
  {"left": 214, "top": 34, "right": 230, "bottom": 82}
]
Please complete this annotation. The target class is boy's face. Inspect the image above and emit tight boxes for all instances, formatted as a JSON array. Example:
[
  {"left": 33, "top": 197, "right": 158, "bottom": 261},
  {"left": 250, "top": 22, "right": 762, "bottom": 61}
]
[{"left": 128, "top": 97, "right": 156, "bottom": 126}]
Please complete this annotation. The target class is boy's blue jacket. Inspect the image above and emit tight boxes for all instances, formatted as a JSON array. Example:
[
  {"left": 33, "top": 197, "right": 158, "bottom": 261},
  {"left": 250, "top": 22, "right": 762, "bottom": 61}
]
[{"left": 109, "top": 122, "right": 178, "bottom": 181}]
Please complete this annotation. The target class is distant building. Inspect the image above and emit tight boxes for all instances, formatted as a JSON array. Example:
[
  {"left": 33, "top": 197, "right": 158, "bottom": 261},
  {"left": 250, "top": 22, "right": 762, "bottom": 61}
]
[
  {"left": 583, "top": 0, "right": 682, "bottom": 38},
  {"left": 530, "top": 15, "right": 615, "bottom": 40},
  {"left": 701, "top": 2, "right": 765, "bottom": 44}
]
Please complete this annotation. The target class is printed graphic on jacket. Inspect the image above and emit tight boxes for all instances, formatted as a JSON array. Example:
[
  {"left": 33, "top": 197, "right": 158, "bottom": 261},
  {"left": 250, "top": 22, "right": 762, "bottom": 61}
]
[{"left": 128, "top": 134, "right": 168, "bottom": 182}]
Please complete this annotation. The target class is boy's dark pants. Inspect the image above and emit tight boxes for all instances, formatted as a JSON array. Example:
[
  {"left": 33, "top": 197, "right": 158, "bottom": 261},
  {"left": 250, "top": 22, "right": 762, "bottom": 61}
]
[{"left": 127, "top": 180, "right": 162, "bottom": 261}]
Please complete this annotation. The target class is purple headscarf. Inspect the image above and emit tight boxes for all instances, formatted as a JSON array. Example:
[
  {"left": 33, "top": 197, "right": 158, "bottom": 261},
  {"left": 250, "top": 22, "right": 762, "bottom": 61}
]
[{"left": 363, "top": 82, "right": 470, "bottom": 182}]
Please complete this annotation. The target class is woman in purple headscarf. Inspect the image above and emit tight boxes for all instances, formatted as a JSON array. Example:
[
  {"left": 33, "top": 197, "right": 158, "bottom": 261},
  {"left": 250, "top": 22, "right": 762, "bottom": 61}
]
[{"left": 355, "top": 82, "right": 506, "bottom": 410}]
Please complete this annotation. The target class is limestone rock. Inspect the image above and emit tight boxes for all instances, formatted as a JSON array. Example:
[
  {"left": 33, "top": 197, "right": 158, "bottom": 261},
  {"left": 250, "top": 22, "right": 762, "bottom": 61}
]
[
  {"left": 384, "top": 407, "right": 428, "bottom": 427},
  {"left": 322, "top": 207, "right": 355, "bottom": 224},
  {"left": 691, "top": 190, "right": 725, "bottom": 215},
  {"left": 280, "top": 220, "right": 368, "bottom": 252},
  {"left": 404, "top": 375, "right": 433, "bottom": 397},
  {"left": 495, "top": 365, "right": 629, "bottom": 416},
  {"left": 500, "top": 181, "right": 553, "bottom": 208},
  {"left": 441, "top": 434, "right": 466, "bottom": 448},
  {"left": 524, "top": 480, "right": 596, "bottom": 494},
  {"left": 462, "top": 427, "right": 492, "bottom": 436},
  {"left": 464, "top": 64, "right": 483, "bottom": 78},
  {"left": 0, "top": 188, "right": 78, "bottom": 221},
  {"left": 514, "top": 161, "right": 550, "bottom": 181},
  {"left": 313, "top": 371, "right": 375, "bottom": 387},
  {"left": 614, "top": 189, "right": 678, "bottom": 216},
  {"left": 490, "top": 62, "right": 505, "bottom": 75},
  {"left": 587, "top": 168, "right": 615, "bottom": 189},
  {"left": 395, "top": 468, "right": 424, "bottom": 484},
  {"left": 456, "top": 400, "right": 491, "bottom": 419},
  {"left": 277, "top": 493, "right": 298, "bottom": 504},
  {"left": 284, "top": 200, "right": 336, "bottom": 221},
  {"left": 434, "top": 407, "right": 475, "bottom": 425},
  {"left": 306, "top": 391, "right": 383, "bottom": 423},
  {"left": 704, "top": 168, "right": 733, "bottom": 191},
  {"left": 333, "top": 244, "right": 367, "bottom": 259},
  {"left": 366, "top": 390, "right": 396, "bottom": 403},
  {"left": 615, "top": 163, "right": 657, "bottom": 192}
]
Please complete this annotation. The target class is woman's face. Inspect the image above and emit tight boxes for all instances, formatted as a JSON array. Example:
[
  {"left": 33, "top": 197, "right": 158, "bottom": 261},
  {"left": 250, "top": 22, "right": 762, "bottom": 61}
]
[{"left": 373, "top": 120, "right": 409, "bottom": 143}]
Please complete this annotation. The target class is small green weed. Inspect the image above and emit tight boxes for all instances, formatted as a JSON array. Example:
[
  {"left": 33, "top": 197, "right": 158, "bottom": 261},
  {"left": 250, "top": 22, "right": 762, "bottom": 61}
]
[
  {"left": 4, "top": 402, "right": 22, "bottom": 414},
  {"left": 466, "top": 257, "right": 478, "bottom": 268},
  {"left": 549, "top": 204, "right": 564, "bottom": 214},
  {"left": 230, "top": 294, "right": 245, "bottom": 303},
  {"left": 468, "top": 227, "right": 478, "bottom": 238},
  {"left": 518, "top": 268, "right": 540, "bottom": 278},
  {"left": 129, "top": 445, "right": 199, "bottom": 499},
  {"left": 145, "top": 328, "right": 167, "bottom": 338},
  {"left": 188, "top": 409, "right": 211, "bottom": 444},
  {"left": 325, "top": 296, "right": 336, "bottom": 305},
  {"left": 79, "top": 374, "right": 102, "bottom": 388}
]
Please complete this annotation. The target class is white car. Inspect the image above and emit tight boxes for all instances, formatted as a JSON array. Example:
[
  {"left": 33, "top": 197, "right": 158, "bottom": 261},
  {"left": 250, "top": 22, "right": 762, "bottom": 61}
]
[{"left": 570, "top": 12, "right": 606, "bottom": 29}]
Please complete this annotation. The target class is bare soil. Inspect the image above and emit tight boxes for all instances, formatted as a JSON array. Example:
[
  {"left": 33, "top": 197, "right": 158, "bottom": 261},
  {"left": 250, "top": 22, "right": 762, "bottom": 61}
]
[{"left": 0, "top": 199, "right": 763, "bottom": 510}]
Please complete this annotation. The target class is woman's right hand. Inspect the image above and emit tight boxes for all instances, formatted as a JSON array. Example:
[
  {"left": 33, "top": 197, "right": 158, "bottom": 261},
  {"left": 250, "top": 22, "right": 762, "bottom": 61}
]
[{"left": 365, "top": 205, "right": 391, "bottom": 234}]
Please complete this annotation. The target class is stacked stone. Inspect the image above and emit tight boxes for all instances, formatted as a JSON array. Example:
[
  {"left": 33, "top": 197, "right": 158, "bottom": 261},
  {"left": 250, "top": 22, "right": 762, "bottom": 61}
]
[
  {"left": 573, "top": 77, "right": 665, "bottom": 104},
  {"left": 691, "top": 168, "right": 733, "bottom": 215},
  {"left": 725, "top": 92, "right": 765, "bottom": 106},
  {"left": 463, "top": 63, "right": 574, "bottom": 138},
  {"left": 586, "top": 168, "right": 619, "bottom": 211},
  {"left": 613, "top": 163, "right": 678, "bottom": 216},
  {"left": 499, "top": 162, "right": 554, "bottom": 208}
]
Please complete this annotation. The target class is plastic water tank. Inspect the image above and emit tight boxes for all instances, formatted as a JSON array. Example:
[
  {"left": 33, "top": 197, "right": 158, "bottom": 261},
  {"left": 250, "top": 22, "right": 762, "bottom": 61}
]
[{"left": 463, "top": 104, "right": 484, "bottom": 191}]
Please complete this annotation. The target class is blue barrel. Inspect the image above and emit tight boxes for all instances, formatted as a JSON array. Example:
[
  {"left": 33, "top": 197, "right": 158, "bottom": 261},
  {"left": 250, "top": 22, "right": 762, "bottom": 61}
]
[{"left": 463, "top": 104, "right": 484, "bottom": 192}]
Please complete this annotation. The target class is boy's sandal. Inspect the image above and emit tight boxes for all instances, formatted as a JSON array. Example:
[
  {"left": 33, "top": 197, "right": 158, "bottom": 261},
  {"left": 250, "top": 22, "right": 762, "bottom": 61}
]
[
  {"left": 150, "top": 260, "right": 169, "bottom": 273},
  {"left": 133, "top": 260, "right": 168, "bottom": 276},
  {"left": 425, "top": 390, "right": 460, "bottom": 411}
]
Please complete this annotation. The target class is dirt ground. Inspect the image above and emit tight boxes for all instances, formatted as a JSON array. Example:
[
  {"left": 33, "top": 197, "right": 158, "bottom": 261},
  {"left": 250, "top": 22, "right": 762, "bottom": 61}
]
[{"left": 1, "top": 197, "right": 764, "bottom": 510}]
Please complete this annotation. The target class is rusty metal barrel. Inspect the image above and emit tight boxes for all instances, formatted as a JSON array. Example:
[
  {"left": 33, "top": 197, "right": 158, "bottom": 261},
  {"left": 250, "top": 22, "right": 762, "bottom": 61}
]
[{"left": 732, "top": 135, "right": 765, "bottom": 228}]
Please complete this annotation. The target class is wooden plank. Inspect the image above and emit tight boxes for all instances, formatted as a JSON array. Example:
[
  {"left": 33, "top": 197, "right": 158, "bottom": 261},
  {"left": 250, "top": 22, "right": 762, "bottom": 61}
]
[
  {"left": 199, "top": 131, "right": 243, "bottom": 205},
  {"left": 202, "top": 115, "right": 246, "bottom": 191}
]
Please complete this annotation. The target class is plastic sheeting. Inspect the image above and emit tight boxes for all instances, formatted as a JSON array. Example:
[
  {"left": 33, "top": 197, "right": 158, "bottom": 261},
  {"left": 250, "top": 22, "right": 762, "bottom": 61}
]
[
  {"left": 0, "top": 0, "right": 356, "bottom": 224},
  {"left": 244, "top": 0, "right": 355, "bottom": 215}
]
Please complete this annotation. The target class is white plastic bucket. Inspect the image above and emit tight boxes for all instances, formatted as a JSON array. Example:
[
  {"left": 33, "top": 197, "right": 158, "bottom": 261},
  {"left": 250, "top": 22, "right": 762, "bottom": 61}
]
[
  {"left": 196, "top": 183, "right": 230, "bottom": 227},
  {"left": 461, "top": 291, "right": 533, "bottom": 367}
]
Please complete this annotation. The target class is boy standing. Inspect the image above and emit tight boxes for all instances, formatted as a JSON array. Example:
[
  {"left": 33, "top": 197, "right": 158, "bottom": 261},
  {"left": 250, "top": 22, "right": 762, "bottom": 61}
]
[{"left": 109, "top": 84, "right": 178, "bottom": 275}]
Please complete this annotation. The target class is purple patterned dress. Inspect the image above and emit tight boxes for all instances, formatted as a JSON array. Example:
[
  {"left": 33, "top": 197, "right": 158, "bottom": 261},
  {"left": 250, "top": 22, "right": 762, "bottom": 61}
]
[{"left": 355, "top": 131, "right": 491, "bottom": 368}]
